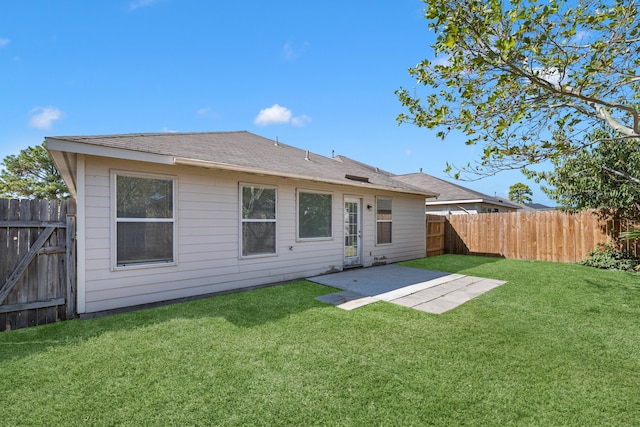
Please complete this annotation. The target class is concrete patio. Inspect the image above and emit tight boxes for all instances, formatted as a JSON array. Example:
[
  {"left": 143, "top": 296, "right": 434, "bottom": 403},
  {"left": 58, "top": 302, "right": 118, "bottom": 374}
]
[{"left": 308, "top": 264, "right": 506, "bottom": 314}]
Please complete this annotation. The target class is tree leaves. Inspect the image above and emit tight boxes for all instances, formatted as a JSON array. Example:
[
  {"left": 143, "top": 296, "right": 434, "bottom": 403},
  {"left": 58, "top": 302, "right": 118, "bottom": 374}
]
[
  {"left": 0, "top": 143, "right": 69, "bottom": 199},
  {"left": 537, "top": 128, "right": 640, "bottom": 218},
  {"left": 397, "top": 0, "right": 640, "bottom": 181},
  {"left": 509, "top": 182, "right": 533, "bottom": 204}
]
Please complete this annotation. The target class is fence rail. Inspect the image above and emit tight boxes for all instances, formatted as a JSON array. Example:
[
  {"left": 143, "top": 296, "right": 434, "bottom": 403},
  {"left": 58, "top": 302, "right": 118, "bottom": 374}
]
[
  {"left": 0, "top": 199, "right": 76, "bottom": 331},
  {"left": 442, "top": 209, "right": 639, "bottom": 263}
]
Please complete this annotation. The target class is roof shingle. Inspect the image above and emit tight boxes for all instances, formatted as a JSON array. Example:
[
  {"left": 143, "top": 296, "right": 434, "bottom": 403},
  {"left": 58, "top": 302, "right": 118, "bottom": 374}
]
[
  {"left": 47, "top": 131, "right": 435, "bottom": 196},
  {"left": 395, "top": 172, "right": 521, "bottom": 209}
]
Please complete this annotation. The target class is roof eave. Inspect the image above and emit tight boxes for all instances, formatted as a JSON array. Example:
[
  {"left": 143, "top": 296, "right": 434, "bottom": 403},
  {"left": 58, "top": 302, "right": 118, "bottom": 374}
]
[
  {"left": 47, "top": 149, "right": 78, "bottom": 197},
  {"left": 45, "top": 137, "right": 175, "bottom": 166},
  {"left": 43, "top": 137, "right": 437, "bottom": 198}
]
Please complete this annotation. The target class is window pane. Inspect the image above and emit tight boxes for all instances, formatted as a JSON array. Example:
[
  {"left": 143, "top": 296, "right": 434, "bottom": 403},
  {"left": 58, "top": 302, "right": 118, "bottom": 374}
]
[
  {"left": 377, "top": 198, "right": 392, "bottom": 244},
  {"left": 377, "top": 222, "right": 392, "bottom": 245},
  {"left": 377, "top": 198, "right": 392, "bottom": 220},
  {"left": 299, "top": 192, "right": 332, "bottom": 238},
  {"left": 117, "top": 175, "right": 173, "bottom": 218},
  {"left": 242, "top": 222, "right": 276, "bottom": 256},
  {"left": 242, "top": 187, "right": 276, "bottom": 219},
  {"left": 117, "top": 222, "right": 173, "bottom": 265}
]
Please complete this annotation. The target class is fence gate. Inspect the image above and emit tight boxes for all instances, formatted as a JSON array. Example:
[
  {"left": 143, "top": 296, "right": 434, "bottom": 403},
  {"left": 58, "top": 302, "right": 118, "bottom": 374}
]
[
  {"left": 0, "top": 199, "right": 76, "bottom": 331},
  {"left": 426, "top": 214, "right": 445, "bottom": 257}
]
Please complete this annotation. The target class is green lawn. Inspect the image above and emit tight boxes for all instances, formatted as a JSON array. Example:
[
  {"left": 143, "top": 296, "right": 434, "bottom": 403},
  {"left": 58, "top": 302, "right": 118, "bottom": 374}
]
[{"left": 1, "top": 255, "right": 639, "bottom": 426}]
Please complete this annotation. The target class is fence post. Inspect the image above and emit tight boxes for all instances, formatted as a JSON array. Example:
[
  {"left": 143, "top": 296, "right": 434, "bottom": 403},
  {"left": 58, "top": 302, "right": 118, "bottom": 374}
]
[{"left": 65, "top": 202, "right": 77, "bottom": 319}]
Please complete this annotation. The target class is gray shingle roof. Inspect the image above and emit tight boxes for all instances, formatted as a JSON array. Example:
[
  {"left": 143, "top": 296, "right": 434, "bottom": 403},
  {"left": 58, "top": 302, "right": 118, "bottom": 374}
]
[
  {"left": 394, "top": 172, "right": 521, "bottom": 209},
  {"left": 522, "top": 203, "right": 554, "bottom": 211},
  {"left": 47, "top": 131, "right": 435, "bottom": 196}
]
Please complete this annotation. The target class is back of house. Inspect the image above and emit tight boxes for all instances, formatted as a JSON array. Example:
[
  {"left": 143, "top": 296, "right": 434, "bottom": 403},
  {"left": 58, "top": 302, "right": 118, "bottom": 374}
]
[{"left": 46, "top": 131, "right": 434, "bottom": 314}]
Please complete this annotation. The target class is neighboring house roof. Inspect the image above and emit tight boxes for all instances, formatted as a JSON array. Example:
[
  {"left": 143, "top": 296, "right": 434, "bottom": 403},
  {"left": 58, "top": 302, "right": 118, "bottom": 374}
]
[
  {"left": 46, "top": 131, "right": 436, "bottom": 198},
  {"left": 394, "top": 172, "right": 521, "bottom": 210},
  {"left": 522, "top": 202, "right": 555, "bottom": 211}
]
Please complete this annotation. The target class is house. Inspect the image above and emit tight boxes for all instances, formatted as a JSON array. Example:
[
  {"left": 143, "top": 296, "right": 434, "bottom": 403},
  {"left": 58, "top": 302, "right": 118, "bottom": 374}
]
[
  {"left": 522, "top": 202, "right": 555, "bottom": 211},
  {"left": 46, "top": 131, "right": 435, "bottom": 314},
  {"left": 394, "top": 172, "right": 521, "bottom": 215}
]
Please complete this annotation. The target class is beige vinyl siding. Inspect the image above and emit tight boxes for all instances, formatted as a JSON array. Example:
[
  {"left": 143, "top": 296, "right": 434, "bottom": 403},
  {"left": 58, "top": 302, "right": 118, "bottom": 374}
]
[
  {"left": 366, "top": 193, "right": 426, "bottom": 264},
  {"left": 80, "top": 156, "right": 426, "bottom": 313},
  {"left": 396, "top": 197, "right": 428, "bottom": 257}
]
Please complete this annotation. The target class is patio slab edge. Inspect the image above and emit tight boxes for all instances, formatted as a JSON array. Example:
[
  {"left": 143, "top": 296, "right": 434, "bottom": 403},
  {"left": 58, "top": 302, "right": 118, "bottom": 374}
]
[{"left": 312, "top": 267, "right": 506, "bottom": 314}]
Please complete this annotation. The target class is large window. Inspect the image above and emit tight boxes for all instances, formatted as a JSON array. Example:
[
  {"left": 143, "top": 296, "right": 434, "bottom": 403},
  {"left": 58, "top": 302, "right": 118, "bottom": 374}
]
[
  {"left": 114, "top": 172, "right": 175, "bottom": 267},
  {"left": 298, "top": 191, "right": 332, "bottom": 239},
  {"left": 241, "top": 184, "right": 277, "bottom": 256},
  {"left": 376, "top": 197, "right": 392, "bottom": 245}
]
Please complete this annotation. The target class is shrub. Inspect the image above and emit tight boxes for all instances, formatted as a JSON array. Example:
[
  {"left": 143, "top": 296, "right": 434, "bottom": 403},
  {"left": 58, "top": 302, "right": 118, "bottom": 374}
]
[{"left": 579, "top": 244, "right": 640, "bottom": 271}]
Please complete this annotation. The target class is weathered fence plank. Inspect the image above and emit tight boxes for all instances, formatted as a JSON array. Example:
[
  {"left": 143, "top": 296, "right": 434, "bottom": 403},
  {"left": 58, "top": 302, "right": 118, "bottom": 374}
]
[
  {"left": 0, "top": 200, "right": 8, "bottom": 329},
  {"left": 0, "top": 226, "right": 57, "bottom": 304},
  {"left": 1, "top": 199, "right": 76, "bottom": 331},
  {"left": 65, "top": 204, "right": 77, "bottom": 319}
]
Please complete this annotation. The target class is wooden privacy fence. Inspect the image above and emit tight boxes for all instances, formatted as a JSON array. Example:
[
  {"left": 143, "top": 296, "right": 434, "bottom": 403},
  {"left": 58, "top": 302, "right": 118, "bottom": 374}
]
[
  {"left": 0, "top": 199, "right": 76, "bottom": 331},
  {"left": 426, "top": 215, "right": 445, "bottom": 257},
  {"left": 443, "top": 209, "right": 639, "bottom": 263}
]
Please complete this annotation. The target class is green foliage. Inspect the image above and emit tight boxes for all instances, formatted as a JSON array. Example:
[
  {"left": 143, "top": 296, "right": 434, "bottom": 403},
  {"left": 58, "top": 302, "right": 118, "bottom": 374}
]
[
  {"left": 621, "top": 227, "right": 640, "bottom": 240},
  {"left": 533, "top": 128, "right": 640, "bottom": 219},
  {"left": 0, "top": 142, "right": 69, "bottom": 199},
  {"left": 398, "top": 0, "right": 640, "bottom": 179},
  {"left": 508, "top": 182, "right": 533, "bottom": 204},
  {"left": 579, "top": 243, "right": 640, "bottom": 271}
]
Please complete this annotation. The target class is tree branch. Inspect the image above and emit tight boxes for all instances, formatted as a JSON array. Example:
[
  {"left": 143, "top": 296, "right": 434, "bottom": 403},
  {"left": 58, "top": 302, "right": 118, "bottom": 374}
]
[{"left": 601, "top": 165, "right": 640, "bottom": 185}]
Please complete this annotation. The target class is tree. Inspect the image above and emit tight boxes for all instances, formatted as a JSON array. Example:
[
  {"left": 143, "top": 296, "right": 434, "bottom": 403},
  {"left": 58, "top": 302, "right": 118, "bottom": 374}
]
[
  {"left": 539, "top": 127, "right": 640, "bottom": 219},
  {"left": 396, "top": 0, "right": 640, "bottom": 181},
  {"left": 509, "top": 182, "right": 533, "bottom": 204},
  {"left": 0, "top": 143, "right": 69, "bottom": 199}
]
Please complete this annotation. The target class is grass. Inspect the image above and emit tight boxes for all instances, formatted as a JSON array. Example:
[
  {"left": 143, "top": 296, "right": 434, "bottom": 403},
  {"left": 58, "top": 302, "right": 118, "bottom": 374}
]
[{"left": 1, "top": 255, "right": 639, "bottom": 426}]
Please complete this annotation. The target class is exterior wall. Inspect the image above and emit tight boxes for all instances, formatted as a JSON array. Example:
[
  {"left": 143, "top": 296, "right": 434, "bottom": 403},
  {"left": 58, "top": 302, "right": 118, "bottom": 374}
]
[{"left": 80, "top": 156, "right": 426, "bottom": 313}]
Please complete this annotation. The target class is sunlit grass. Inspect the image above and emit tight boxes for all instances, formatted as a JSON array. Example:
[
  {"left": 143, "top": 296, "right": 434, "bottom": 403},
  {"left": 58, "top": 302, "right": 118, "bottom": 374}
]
[{"left": 2, "top": 255, "right": 639, "bottom": 426}]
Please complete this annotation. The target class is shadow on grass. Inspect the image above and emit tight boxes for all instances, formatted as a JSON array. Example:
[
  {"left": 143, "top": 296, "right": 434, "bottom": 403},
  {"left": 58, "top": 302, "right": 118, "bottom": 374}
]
[
  {"left": 582, "top": 272, "right": 640, "bottom": 293},
  {"left": 0, "top": 281, "right": 335, "bottom": 363}
]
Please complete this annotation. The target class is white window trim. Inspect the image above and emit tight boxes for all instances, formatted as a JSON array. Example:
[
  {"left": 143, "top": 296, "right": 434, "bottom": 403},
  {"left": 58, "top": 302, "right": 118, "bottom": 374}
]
[
  {"left": 110, "top": 170, "right": 178, "bottom": 270},
  {"left": 296, "top": 188, "right": 334, "bottom": 242},
  {"left": 375, "top": 196, "right": 393, "bottom": 246},
  {"left": 239, "top": 182, "right": 278, "bottom": 259}
]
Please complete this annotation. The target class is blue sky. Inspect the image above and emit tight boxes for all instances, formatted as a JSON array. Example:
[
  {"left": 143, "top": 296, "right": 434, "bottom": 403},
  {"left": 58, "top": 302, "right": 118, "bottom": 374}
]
[{"left": 1, "top": 0, "right": 552, "bottom": 204}]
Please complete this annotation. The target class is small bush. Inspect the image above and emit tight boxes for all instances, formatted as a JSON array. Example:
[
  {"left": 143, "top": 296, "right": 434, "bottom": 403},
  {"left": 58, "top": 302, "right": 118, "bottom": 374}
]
[{"left": 580, "top": 244, "right": 640, "bottom": 271}]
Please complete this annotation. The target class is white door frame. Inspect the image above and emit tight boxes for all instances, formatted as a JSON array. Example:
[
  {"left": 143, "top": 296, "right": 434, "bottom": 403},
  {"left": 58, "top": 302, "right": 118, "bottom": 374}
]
[{"left": 344, "top": 197, "right": 362, "bottom": 267}]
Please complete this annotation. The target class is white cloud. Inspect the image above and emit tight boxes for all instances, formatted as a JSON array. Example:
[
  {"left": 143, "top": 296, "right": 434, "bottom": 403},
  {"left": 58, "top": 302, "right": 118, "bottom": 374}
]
[
  {"left": 405, "top": 149, "right": 413, "bottom": 156},
  {"left": 28, "top": 106, "right": 64, "bottom": 130},
  {"left": 570, "top": 30, "right": 589, "bottom": 45},
  {"left": 533, "top": 67, "right": 562, "bottom": 86},
  {"left": 282, "top": 40, "right": 309, "bottom": 60},
  {"left": 128, "top": 0, "right": 159, "bottom": 11},
  {"left": 432, "top": 55, "right": 451, "bottom": 66},
  {"left": 196, "top": 106, "right": 221, "bottom": 119},
  {"left": 0, "top": 38, "right": 9, "bottom": 48},
  {"left": 254, "top": 104, "right": 292, "bottom": 125},
  {"left": 254, "top": 104, "right": 311, "bottom": 127},
  {"left": 197, "top": 107, "right": 212, "bottom": 116},
  {"left": 291, "top": 114, "right": 312, "bottom": 127}
]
